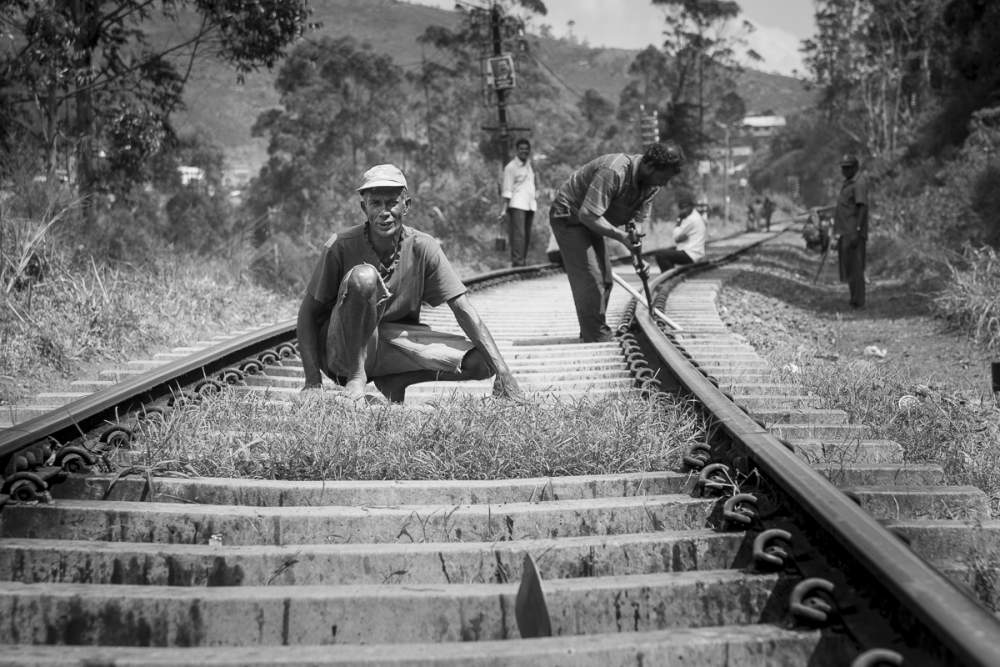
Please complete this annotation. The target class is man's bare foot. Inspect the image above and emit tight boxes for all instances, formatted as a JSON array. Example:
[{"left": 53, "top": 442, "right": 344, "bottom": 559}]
[{"left": 343, "top": 377, "right": 368, "bottom": 400}]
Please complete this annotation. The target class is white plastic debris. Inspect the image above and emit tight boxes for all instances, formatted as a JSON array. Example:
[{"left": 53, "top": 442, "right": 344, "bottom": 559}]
[
  {"left": 209, "top": 533, "right": 224, "bottom": 547},
  {"left": 897, "top": 395, "right": 919, "bottom": 410},
  {"left": 781, "top": 363, "right": 800, "bottom": 374},
  {"left": 863, "top": 345, "right": 887, "bottom": 358}
]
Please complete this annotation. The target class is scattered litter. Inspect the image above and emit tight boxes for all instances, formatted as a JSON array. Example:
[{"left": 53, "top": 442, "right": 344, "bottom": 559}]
[
  {"left": 209, "top": 533, "right": 224, "bottom": 547},
  {"left": 814, "top": 353, "right": 840, "bottom": 361},
  {"left": 863, "top": 345, "right": 887, "bottom": 358},
  {"left": 897, "top": 395, "right": 919, "bottom": 410},
  {"left": 781, "top": 363, "right": 800, "bottom": 374}
]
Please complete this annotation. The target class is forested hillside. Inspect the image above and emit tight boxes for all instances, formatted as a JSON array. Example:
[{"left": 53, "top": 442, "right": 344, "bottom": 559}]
[{"left": 164, "top": 0, "right": 814, "bottom": 171}]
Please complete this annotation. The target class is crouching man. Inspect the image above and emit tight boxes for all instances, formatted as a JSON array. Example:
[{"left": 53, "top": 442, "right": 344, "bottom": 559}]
[{"left": 297, "top": 164, "right": 524, "bottom": 404}]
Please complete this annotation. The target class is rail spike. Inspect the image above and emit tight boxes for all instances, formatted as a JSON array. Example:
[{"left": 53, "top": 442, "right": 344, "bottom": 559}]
[
  {"left": 54, "top": 444, "right": 98, "bottom": 474},
  {"left": 696, "top": 462, "right": 733, "bottom": 495},
  {"left": 850, "top": 648, "right": 903, "bottom": 667},
  {"left": 789, "top": 577, "right": 836, "bottom": 626},
  {"left": 722, "top": 493, "right": 758, "bottom": 527},
  {"left": 752, "top": 528, "right": 792, "bottom": 570}
]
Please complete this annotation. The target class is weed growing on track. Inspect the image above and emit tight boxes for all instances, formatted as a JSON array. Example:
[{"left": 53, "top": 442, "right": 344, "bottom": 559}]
[
  {"left": 122, "top": 388, "right": 704, "bottom": 480},
  {"left": 935, "top": 245, "right": 1000, "bottom": 350},
  {"left": 782, "top": 360, "right": 1000, "bottom": 514}
]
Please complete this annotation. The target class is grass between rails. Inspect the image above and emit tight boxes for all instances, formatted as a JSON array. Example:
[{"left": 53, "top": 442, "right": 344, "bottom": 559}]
[{"left": 118, "top": 388, "right": 705, "bottom": 481}]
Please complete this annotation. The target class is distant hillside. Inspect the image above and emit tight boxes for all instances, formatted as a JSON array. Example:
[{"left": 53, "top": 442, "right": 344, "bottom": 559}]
[{"left": 167, "top": 0, "right": 815, "bottom": 173}]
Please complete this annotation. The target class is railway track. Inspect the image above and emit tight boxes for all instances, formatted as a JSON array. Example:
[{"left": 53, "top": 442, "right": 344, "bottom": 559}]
[{"left": 1, "top": 225, "right": 998, "bottom": 666}]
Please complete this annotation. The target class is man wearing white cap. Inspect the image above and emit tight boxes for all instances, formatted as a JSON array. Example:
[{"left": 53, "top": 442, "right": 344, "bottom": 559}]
[{"left": 297, "top": 164, "right": 523, "bottom": 404}]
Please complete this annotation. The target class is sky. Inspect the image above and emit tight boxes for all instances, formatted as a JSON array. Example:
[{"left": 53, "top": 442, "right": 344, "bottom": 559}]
[{"left": 410, "top": 0, "right": 816, "bottom": 77}]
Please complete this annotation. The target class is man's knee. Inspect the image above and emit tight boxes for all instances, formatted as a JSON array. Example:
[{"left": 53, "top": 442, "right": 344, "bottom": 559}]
[
  {"left": 343, "top": 263, "right": 380, "bottom": 292},
  {"left": 463, "top": 349, "right": 493, "bottom": 380}
]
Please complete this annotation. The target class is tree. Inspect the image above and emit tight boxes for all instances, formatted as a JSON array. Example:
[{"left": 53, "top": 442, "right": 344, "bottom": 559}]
[
  {"left": 618, "top": 1, "right": 758, "bottom": 158},
  {"left": 247, "top": 36, "right": 405, "bottom": 238},
  {"left": 802, "top": 0, "right": 947, "bottom": 159},
  {"left": 417, "top": 1, "right": 552, "bottom": 171},
  {"left": 0, "top": 0, "right": 312, "bottom": 229},
  {"left": 651, "top": 0, "right": 760, "bottom": 146}
]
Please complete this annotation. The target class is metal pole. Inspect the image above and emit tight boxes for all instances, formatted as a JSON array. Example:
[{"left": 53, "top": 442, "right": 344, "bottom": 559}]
[
  {"left": 723, "top": 124, "right": 731, "bottom": 227},
  {"left": 491, "top": 2, "right": 510, "bottom": 165}
]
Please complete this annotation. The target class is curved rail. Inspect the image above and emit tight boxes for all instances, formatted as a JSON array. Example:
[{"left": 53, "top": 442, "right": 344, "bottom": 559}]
[
  {"left": 0, "top": 263, "right": 562, "bottom": 498},
  {"left": 3, "top": 224, "right": 998, "bottom": 665},
  {"left": 635, "top": 249, "right": 1000, "bottom": 666}
]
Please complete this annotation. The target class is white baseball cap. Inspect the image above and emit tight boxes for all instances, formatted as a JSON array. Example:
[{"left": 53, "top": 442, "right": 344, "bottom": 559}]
[{"left": 357, "top": 164, "right": 408, "bottom": 192}]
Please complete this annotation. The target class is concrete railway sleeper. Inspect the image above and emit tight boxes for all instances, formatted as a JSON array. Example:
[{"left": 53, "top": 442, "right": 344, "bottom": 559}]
[{"left": 0, "top": 225, "right": 998, "bottom": 665}]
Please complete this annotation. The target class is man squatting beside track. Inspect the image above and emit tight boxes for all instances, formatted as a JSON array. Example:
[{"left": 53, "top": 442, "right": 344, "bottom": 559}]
[
  {"left": 550, "top": 142, "right": 686, "bottom": 342},
  {"left": 653, "top": 188, "right": 707, "bottom": 273},
  {"left": 297, "top": 164, "right": 524, "bottom": 404}
]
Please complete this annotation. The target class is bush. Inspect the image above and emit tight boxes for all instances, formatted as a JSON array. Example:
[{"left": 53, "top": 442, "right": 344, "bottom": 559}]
[
  {"left": 969, "top": 162, "right": 1000, "bottom": 246},
  {"left": 934, "top": 244, "right": 1000, "bottom": 350}
]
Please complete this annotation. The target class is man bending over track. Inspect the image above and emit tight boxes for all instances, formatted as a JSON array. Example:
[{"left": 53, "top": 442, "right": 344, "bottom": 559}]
[
  {"left": 297, "top": 164, "right": 524, "bottom": 404},
  {"left": 550, "top": 141, "right": 685, "bottom": 342}
]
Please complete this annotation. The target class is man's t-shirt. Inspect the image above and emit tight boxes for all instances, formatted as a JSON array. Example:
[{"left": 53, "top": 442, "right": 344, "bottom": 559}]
[
  {"left": 834, "top": 173, "right": 869, "bottom": 237},
  {"left": 501, "top": 158, "right": 537, "bottom": 212},
  {"left": 551, "top": 153, "right": 658, "bottom": 227},
  {"left": 306, "top": 224, "right": 466, "bottom": 324},
  {"left": 673, "top": 209, "right": 707, "bottom": 262}
]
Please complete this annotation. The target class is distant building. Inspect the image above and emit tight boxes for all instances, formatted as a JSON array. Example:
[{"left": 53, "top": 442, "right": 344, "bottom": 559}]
[
  {"left": 223, "top": 166, "right": 251, "bottom": 189},
  {"left": 739, "top": 115, "right": 786, "bottom": 140},
  {"left": 178, "top": 165, "right": 205, "bottom": 185}
]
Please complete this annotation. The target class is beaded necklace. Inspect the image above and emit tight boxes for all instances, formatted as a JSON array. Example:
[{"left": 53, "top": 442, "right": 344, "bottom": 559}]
[{"left": 363, "top": 223, "right": 402, "bottom": 282}]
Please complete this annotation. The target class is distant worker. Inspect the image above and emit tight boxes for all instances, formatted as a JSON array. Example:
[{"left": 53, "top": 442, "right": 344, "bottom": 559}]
[
  {"left": 746, "top": 198, "right": 758, "bottom": 231},
  {"left": 653, "top": 188, "right": 706, "bottom": 273},
  {"left": 497, "top": 138, "right": 537, "bottom": 267},
  {"left": 549, "top": 142, "right": 685, "bottom": 342},
  {"left": 297, "top": 164, "right": 523, "bottom": 403},
  {"left": 833, "top": 153, "right": 870, "bottom": 308},
  {"left": 761, "top": 194, "right": 775, "bottom": 231}
]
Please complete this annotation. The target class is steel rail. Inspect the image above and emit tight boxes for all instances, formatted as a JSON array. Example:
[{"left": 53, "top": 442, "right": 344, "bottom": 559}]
[
  {"left": 635, "top": 256, "right": 1000, "bottom": 667},
  {"left": 0, "top": 263, "right": 559, "bottom": 468}
]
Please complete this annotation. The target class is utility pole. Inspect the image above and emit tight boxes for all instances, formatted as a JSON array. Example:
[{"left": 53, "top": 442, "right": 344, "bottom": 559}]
[{"left": 490, "top": 2, "right": 510, "bottom": 165}]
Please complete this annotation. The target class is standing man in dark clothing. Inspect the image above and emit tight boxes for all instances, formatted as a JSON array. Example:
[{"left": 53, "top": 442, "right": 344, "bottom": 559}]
[
  {"left": 549, "top": 142, "right": 685, "bottom": 342},
  {"left": 761, "top": 195, "right": 775, "bottom": 231},
  {"left": 833, "top": 153, "right": 870, "bottom": 308},
  {"left": 497, "top": 138, "right": 537, "bottom": 267}
]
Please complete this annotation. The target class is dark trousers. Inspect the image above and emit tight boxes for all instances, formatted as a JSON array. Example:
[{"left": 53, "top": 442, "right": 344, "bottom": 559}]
[
  {"left": 654, "top": 248, "right": 694, "bottom": 273},
  {"left": 838, "top": 235, "right": 866, "bottom": 307},
  {"left": 550, "top": 211, "right": 613, "bottom": 342},
  {"left": 506, "top": 208, "right": 534, "bottom": 267}
]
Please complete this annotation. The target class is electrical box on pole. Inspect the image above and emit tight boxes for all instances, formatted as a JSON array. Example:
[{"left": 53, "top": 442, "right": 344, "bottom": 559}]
[{"left": 639, "top": 106, "right": 659, "bottom": 146}]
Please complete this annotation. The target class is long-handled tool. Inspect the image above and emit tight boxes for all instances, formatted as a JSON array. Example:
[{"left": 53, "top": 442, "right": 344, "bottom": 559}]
[
  {"left": 621, "top": 222, "right": 682, "bottom": 331},
  {"left": 612, "top": 271, "right": 682, "bottom": 331},
  {"left": 813, "top": 243, "right": 830, "bottom": 284}
]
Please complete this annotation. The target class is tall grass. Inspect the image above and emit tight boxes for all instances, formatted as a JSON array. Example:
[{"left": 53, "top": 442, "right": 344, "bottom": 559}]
[
  {"left": 119, "top": 389, "right": 705, "bottom": 481},
  {"left": 935, "top": 245, "right": 1000, "bottom": 350},
  {"left": 0, "top": 206, "right": 295, "bottom": 405}
]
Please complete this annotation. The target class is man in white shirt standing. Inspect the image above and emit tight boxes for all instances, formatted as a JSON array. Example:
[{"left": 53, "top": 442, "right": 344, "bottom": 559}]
[
  {"left": 497, "top": 138, "right": 537, "bottom": 266},
  {"left": 654, "top": 188, "right": 706, "bottom": 273}
]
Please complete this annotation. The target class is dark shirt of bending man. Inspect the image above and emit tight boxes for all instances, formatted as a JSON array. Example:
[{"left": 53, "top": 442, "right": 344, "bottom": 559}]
[{"left": 549, "top": 142, "right": 685, "bottom": 342}]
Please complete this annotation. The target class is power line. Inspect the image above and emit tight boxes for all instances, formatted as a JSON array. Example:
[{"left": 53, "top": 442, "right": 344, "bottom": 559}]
[{"left": 525, "top": 45, "right": 584, "bottom": 101}]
